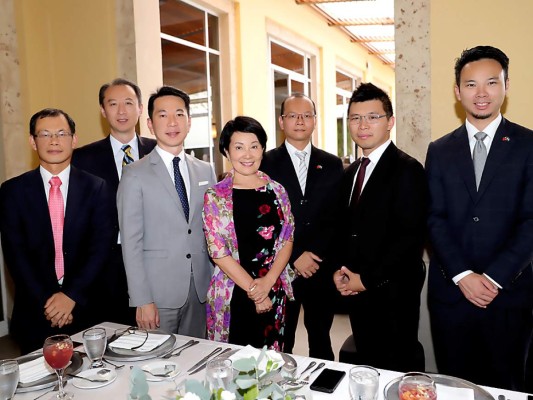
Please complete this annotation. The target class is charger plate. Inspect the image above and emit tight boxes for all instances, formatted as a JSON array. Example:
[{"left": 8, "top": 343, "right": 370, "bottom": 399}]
[
  {"left": 15, "top": 351, "right": 83, "bottom": 393},
  {"left": 383, "top": 373, "right": 495, "bottom": 400},
  {"left": 104, "top": 329, "right": 176, "bottom": 362}
]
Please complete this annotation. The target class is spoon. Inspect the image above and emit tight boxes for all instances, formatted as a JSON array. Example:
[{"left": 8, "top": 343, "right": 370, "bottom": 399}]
[
  {"left": 162, "top": 340, "right": 199, "bottom": 359},
  {"left": 296, "top": 361, "right": 316, "bottom": 379},
  {"left": 32, "top": 381, "right": 67, "bottom": 400},
  {"left": 66, "top": 373, "right": 108, "bottom": 383}
]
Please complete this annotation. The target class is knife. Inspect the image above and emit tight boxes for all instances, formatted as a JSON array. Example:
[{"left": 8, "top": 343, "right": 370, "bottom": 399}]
[
  {"left": 186, "top": 347, "right": 223, "bottom": 372},
  {"left": 188, "top": 348, "right": 233, "bottom": 375}
]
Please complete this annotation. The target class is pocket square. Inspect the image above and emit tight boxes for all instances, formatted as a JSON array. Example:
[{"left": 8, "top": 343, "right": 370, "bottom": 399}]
[{"left": 198, "top": 181, "right": 209, "bottom": 186}]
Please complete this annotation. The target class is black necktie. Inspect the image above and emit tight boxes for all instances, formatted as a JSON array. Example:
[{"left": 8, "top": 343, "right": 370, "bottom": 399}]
[
  {"left": 172, "top": 157, "right": 189, "bottom": 222},
  {"left": 350, "top": 157, "right": 370, "bottom": 206}
]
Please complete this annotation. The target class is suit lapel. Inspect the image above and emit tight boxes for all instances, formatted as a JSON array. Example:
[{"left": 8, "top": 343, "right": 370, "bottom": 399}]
[
  {"left": 26, "top": 169, "right": 54, "bottom": 243},
  {"left": 305, "top": 146, "right": 323, "bottom": 196},
  {"left": 138, "top": 136, "right": 153, "bottom": 158},
  {"left": 278, "top": 143, "right": 303, "bottom": 197},
  {"left": 185, "top": 154, "right": 201, "bottom": 221},
  {"left": 102, "top": 136, "right": 120, "bottom": 189},
  {"left": 358, "top": 143, "right": 396, "bottom": 206},
  {"left": 63, "top": 167, "right": 83, "bottom": 244},
  {"left": 149, "top": 151, "right": 186, "bottom": 218},
  {"left": 476, "top": 119, "right": 513, "bottom": 199},
  {"left": 448, "top": 126, "right": 478, "bottom": 202}
]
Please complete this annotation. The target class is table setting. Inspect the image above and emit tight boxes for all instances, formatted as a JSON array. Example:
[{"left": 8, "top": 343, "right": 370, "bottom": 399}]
[{"left": 2, "top": 322, "right": 529, "bottom": 400}]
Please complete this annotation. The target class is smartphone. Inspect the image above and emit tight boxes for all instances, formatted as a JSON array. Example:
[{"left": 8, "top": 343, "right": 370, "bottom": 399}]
[{"left": 309, "top": 368, "right": 346, "bottom": 393}]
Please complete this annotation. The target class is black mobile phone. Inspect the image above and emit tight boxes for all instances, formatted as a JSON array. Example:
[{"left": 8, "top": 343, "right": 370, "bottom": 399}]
[{"left": 310, "top": 368, "right": 346, "bottom": 393}]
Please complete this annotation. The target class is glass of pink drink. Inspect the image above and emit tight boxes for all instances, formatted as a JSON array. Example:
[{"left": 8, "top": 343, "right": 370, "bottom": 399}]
[
  {"left": 43, "top": 335, "right": 74, "bottom": 399},
  {"left": 398, "top": 372, "right": 437, "bottom": 400}
]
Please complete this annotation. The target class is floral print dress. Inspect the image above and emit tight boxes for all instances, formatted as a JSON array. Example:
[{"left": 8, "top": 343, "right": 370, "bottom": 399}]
[{"left": 228, "top": 185, "right": 287, "bottom": 350}]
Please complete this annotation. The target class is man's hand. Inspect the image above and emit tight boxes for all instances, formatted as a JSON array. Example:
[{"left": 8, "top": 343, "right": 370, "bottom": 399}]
[
  {"left": 333, "top": 266, "right": 366, "bottom": 296},
  {"left": 458, "top": 273, "right": 498, "bottom": 308},
  {"left": 136, "top": 303, "right": 160, "bottom": 330},
  {"left": 248, "top": 277, "right": 275, "bottom": 304},
  {"left": 255, "top": 297, "right": 273, "bottom": 314},
  {"left": 293, "top": 251, "right": 322, "bottom": 278},
  {"left": 44, "top": 292, "right": 75, "bottom": 328}
]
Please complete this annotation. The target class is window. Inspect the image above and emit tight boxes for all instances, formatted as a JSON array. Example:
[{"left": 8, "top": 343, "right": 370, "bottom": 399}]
[
  {"left": 159, "top": 0, "right": 222, "bottom": 172},
  {"left": 270, "top": 39, "right": 312, "bottom": 146},
  {"left": 336, "top": 69, "right": 361, "bottom": 162}
]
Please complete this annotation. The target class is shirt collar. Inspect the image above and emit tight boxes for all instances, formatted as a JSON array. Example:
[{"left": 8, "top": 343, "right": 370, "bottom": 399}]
[
  {"left": 110, "top": 134, "right": 138, "bottom": 156},
  {"left": 40, "top": 164, "right": 71, "bottom": 188},
  {"left": 365, "top": 139, "right": 392, "bottom": 165},
  {"left": 285, "top": 140, "right": 312, "bottom": 157},
  {"left": 465, "top": 114, "right": 502, "bottom": 142},
  {"left": 155, "top": 145, "right": 186, "bottom": 166}
]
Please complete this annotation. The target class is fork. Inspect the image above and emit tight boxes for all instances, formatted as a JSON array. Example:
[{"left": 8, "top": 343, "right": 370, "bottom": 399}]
[
  {"left": 162, "top": 340, "right": 199, "bottom": 358},
  {"left": 66, "top": 373, "right": 108, "bottom": 383},
  {"left": 301, "top": 362, "right": 326, "bottom": 381}
]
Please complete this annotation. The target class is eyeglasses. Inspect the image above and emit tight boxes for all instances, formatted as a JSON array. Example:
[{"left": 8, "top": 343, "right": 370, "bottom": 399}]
[
  {"left": 348, "top": 114, "right": 387, "bottom": 125},
  {"left": 281, "top": 112, "right": 316, "bottom": 121},
  {"left": 111, "top": 327, "right": 148, "bottom": 350},
  {"left": 34, "top": 131, "right": 73, "bottom": 140}
]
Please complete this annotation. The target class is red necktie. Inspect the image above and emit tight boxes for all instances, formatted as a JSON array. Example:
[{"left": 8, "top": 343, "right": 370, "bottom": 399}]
[
  {"left": 49, "top": 176, "right": 64, "bottom": 281},
  {"left": 351, "top": 157, "right": 370, "bottom": 206}
]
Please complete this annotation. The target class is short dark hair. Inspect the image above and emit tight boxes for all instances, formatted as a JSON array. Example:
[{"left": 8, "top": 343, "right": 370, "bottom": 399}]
[
  {"left": 280, "top": 93, "right": 316, "bottom": 117},
  {"left": 454, "top": 45, "right": 509, "bottom": 86},
  {"left": 348, "top": 83, "right": 394, "bottom": 117},
  {"left": 99, "top": 78, "right": 142, "bottom": 106},
  {"left": 148, "top": 86, "right": 190, "bottom": 120},
  {"left": 29, "top": 108, "right": 76, "bottom": 136},
  {"left": 219, "top": 116, "right": 268, "bottom": 158}
]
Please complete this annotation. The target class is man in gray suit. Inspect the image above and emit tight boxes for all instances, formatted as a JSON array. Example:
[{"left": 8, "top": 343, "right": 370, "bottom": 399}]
[{"left": 117, "top": 86, "right": 216, "bottom": 336}]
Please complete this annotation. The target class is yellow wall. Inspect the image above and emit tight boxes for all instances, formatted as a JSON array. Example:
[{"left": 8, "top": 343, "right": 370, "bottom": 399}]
[
  {"left": 15, "top": 0, "right": 118, "bottom": 147},
  {"left": 430, "top": 0, "right": 533, "bottom": 140},
  {"left": 235, "top": 0, "right": 395, "bottom": 152}
]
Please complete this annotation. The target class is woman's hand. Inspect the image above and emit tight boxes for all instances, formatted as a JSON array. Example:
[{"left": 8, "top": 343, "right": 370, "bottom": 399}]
[
  {"left": 255, "top": 297, "right": 273, "bottom": 314},
  {"left": 248, "top": 276, "right": 274, "bottom": 303}
]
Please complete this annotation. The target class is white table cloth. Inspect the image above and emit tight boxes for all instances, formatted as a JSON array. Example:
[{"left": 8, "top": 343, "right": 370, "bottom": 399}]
[{"left": 14, "top": 322, "right": 530, "bottom": 400}]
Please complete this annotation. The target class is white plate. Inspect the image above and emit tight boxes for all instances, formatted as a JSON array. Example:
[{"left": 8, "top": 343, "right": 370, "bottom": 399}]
[
  {"left": 71, "top": 368, "right": 117, "bottom": 389},
  {"left": 141, "top": 361, "right": 180, "bottom": 382}
]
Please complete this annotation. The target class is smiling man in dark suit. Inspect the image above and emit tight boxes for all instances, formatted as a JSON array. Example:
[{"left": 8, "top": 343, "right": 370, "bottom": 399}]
[
  {"left": 426, "top": 46, "right": 533, "bottom": 391},
  {"left": 72, "top": 78, "right": 156, "bottom": 325},
  {"left": 333, "top": 83, "right": 428, "bottom": 372},
  {"left": 261, "top": 93, "right": 343, "bottom": 360},
  {"left": 0, "top": 108, "right": 114, "bottom": 353}
]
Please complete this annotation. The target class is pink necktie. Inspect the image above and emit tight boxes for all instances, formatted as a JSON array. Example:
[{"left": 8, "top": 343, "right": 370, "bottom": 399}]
[{"left": 49, "top": 176, "right": 64, "bottom": 281}]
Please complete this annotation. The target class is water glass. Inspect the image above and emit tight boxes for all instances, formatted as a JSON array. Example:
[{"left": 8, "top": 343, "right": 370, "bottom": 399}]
[
  {"left": 0, "top": 360, "right": 19, "bottom": 400},
  {"left": 206, "top": 358, "right": 232, "bottom": 391},
  {"left": 398, "top": 372, "right": 436, "bottom": 400},
  {"left": 349, "top": 365, "right": 379, "bottom": 400},
  {"left": 82, "top": 327, "right": 107, "bottom": 368}
]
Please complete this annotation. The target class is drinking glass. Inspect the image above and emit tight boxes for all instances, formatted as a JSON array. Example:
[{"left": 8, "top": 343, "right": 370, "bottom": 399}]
[
  {"left": 43, "top": 334, "right": 74, "bottom": 399},
  {"left": 398, "top": 372, "right": 436, "bottom": 400},
  {"left": 0, "top": 360, "right": 19, "bottom": 400},
  {"left": 349, "top": 365, "right": 379, "bottom": 400},
  {"left": 206, "top": 358, "right": 232, "bottom": 392},
  {"left": 82, "top": 327, "right": 107, "bottom": 368}
]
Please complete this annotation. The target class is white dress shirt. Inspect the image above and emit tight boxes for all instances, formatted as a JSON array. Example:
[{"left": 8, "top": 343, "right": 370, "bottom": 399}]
[
  {"left": 285, "top": 140, "right": 312, "bottom": 173},
  {"left": 156, "top": 146, "right": 191, "bottom": 202},
  {"left": 110, "top": 134, "right": 140, "bottom": 179}
]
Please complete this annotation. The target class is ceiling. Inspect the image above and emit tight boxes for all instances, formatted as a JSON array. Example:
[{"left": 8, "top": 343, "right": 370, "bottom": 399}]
[{"left": 295, "top": 0, "right": 395, "bottom": 67}]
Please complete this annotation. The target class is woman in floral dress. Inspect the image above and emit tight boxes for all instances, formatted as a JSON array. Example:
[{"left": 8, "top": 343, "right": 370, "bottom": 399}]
[{"left": 202, "top": 116, "right": 295, "bottom": 351}]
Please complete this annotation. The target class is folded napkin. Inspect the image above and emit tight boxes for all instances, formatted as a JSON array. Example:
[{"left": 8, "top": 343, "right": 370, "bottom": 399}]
[
  {"left": 436, "top": 383, "right": 475, "bottom": 400},
  {"left": 109, "top": 332, "right": 170, "bottom": 352},
  {"left": 229, "top": 345, "right": 285, "bottom": 371},
  {"left": 18, "top": 356, "right": 54, "bottom": 384}
]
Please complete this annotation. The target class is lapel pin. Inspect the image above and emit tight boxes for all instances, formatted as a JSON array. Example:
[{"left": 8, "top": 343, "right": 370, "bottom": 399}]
[
  {"left": 502, "top": 136, "right": 510, "bottom": 142},
  {"left": 316, "top": 165, "right": 323, "bottom": 170}
]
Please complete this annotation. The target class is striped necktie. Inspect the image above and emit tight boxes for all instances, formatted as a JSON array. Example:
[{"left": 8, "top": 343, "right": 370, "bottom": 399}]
[
  {"left": 49, "top": 176, "right": 64, "bottom": 281},
  {"left": 295, "top": 151, "right": 308, "bottom": 194},
  {"left": 122, "top": 144, "right": 134, "bottom": 166}
]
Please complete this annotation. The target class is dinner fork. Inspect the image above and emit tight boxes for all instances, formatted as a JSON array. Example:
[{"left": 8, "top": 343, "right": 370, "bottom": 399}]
[
  {"left": 162, "top": 340, "right": 199, "bottom": 358},
  {"left": 66, "top": 373, "right": 108, "bottom": 383}
]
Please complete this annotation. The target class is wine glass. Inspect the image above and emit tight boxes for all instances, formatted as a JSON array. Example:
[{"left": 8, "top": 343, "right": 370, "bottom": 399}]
[
  {"left": 82, "top": 327, "right": 107, "bottom": 368},
  {"left": 43, "top": 334, "right": 74, "bottom": 399},
  {"left": 0, "top": 359, "right": 19, "bottom": 400}
]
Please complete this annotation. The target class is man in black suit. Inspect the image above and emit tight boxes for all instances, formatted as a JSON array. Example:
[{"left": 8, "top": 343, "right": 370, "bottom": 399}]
[
  {"left": 0, "top": 108, "right": 114, "bottom": 353},
  {"left": 261, "top": 93, "right": 343, "bottom": 360},
  {"left": 426, "top": 46, "right": 533, "bottom": 391},
  {"left": 333, "top": 83, "right": 427, "bottom": 372},
  {"left": 72, "top": 78, "right": 156, "bottom": 325}
]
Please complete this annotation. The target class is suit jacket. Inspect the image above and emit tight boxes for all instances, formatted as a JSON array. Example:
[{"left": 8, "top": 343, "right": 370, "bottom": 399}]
[
  {"left": 0, "top": 166, "right": 115, "bottom": 349},
  {"left": 260, "top": 143, "right": 344, "bottom": 268},
  {"left": 117, "top": 149, "right": 216, "bottom": 308},
  {"left": 339, "top": 142, "right": 428, "bottom": 290},
  {"left": 426, "top": 118, "right": 533, "bottom": 308}
]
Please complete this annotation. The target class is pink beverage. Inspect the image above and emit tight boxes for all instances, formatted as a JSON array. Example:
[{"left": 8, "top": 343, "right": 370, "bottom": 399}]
[
  {"left": 399, "top": 383, "right": 437, "bottom": 400},
  {"left": 43, "top": 341, "right": 73, "bottom": 370}
]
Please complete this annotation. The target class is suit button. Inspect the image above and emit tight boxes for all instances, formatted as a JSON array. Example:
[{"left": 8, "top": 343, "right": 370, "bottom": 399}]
[
  {"left": 351, "top": 234, "right": 357, "bottom": 237},
  {"left": 300, "top": 199, "right": 308, "bottom": 205},
  {"left": 188, "top": 229, "right": 192, "bottom": 234},
  {"left": 473, "top": 217, "right": 480, "bottom": 222},
  {"left": 304, "top": 222, "right": 311, "bottom": 226},
  {"left": 186, "top": 254, "right": 191, "bottom": 259}
]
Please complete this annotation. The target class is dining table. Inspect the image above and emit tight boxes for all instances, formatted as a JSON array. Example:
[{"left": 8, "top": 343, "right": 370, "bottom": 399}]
[{"left": 13, "top": 321, "right": 530, "bottom": 400}]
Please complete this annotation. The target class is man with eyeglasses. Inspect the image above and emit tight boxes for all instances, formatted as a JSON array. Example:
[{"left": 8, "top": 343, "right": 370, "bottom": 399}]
[
  {"left": 333, "top": 83, "right": 428, "bottom": 371},
  {"left": 0, "top": 108, "right": 115, "bottom": 353},
  {"left": 260, "top": 93, "right": 343, "bottom": 360},
  {"left": 72, "top": 78, "right": 156, "bottom": 326}
]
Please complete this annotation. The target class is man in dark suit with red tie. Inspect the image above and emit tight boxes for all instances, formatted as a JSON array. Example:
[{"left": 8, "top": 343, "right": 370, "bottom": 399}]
[
  {"left": 0, "top": 108, "right": 114, "bottom": 353},
  {"left": 426, "top": 46, "right": 533, "bottom": 391},
  {"left": 72, "top": 78, "right": 156, "bottom": 325},
  {"left": 333, "top": 83, "right": 428, "bottom": 372},
  {"left": 261, "top": 93, "right": 344, "bottom": 360}
]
